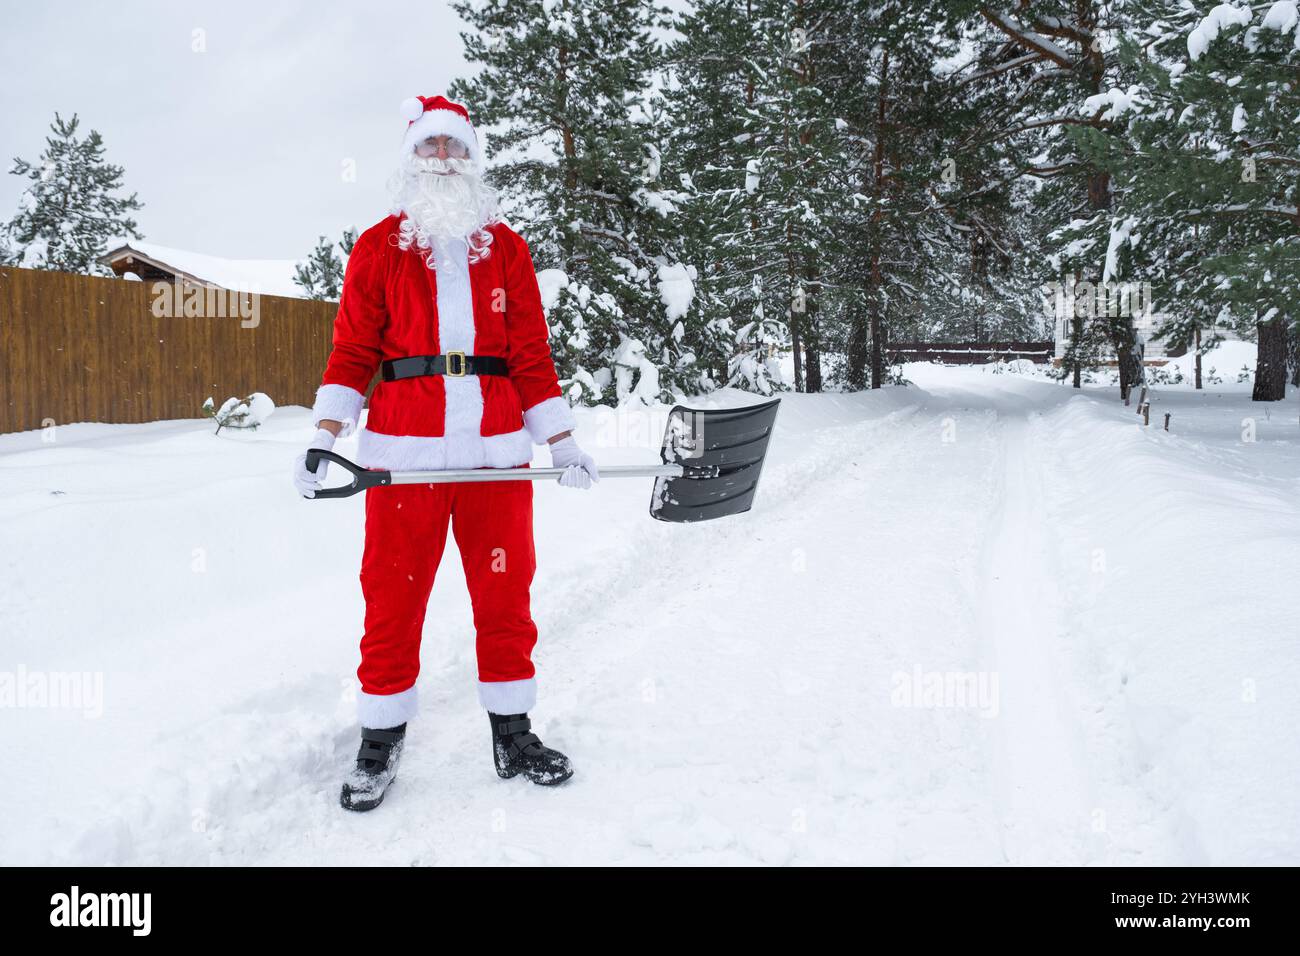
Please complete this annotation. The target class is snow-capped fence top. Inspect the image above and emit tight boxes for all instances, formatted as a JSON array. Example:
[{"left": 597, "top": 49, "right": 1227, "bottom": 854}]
[{"left": 886, "top": 341, "right": 1055, "bottom": 365}]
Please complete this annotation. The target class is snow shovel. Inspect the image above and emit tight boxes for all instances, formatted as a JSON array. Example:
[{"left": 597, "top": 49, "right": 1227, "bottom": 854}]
[{"left": 305, "top": 398, "right": 781, "bottom": 523}]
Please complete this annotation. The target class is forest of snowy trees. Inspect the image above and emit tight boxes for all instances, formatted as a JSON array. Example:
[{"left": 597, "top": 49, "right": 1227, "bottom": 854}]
[
  {"left": 4, "top": 2, "right": 1297, "bottom": 405},
  {"left": 449, "top": 0, "right": 1299, "bottom": 404}
]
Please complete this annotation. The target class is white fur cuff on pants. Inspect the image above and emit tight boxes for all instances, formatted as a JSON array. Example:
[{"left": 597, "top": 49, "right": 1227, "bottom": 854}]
[
  {"left": 357, "top": 686, "right": 418, "bottom": 728},
  {"left": 522, "top": 396, "right": 577, "bottom": 445},
  {"left": 477, "top": 678, "right": 537, "bottom": 715}
]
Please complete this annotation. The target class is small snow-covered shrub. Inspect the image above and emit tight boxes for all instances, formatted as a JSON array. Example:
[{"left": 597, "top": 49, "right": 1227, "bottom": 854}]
[
  {"left": 1147, "top": 365, "right": 1184, "bottom": 385},
  {"left": 885, "top": 364, "right": 912, "bottom": 387},
  {"left": 1046, "top": 364, "right": 1103, "bottom": 384},
  {"left": 203, "top": 392, "right": 275, "bottom": 433},
  {"left": 989, "top": 358, "right": 1039, "bottom": 377}
]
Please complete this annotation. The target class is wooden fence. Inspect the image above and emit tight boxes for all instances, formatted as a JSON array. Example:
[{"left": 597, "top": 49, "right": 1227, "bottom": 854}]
[
  {"left": 886, "top": 341, "right": 1054, "bottom": 365},
  {"left": 0, "top": 266, "right": 338, "bottom": 434}
]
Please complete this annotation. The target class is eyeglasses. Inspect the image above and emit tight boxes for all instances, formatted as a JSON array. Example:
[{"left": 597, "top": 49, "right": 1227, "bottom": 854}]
[{"left": 415, "top": 136, "right": 470, "bottom": 159}]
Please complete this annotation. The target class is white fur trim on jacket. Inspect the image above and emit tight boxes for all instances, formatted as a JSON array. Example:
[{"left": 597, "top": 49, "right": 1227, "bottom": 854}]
[
  {"left": 434, "top": 239, "right": 485, "bottom": 439},
  {"left": 358, "top": 685, "right": 418, "bottom": 728},
  {"left": 402, "top": 110, "right": 481, "bottom": 165},
  {"left": 357, "top": 426, "right": 533, "bottom": 471},
  {"left": 477, "top": 678, "right": 537, "bottom": 715},
  {"left": 523, "top": 395, "right": 577, "bottom": 445},
  {"left": 312, "top": 384, "right": 366, "bottom": 438}
]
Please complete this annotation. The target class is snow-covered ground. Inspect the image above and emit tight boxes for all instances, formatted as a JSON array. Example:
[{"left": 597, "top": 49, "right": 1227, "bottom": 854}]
[{"left": 2, "top": 354, "right": 1298, "bottom": 865}]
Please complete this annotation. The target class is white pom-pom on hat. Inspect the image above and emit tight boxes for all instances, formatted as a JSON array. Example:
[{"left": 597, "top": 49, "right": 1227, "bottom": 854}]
[{"left": 399, "top": 97, "right": 425, "bottom": 123}]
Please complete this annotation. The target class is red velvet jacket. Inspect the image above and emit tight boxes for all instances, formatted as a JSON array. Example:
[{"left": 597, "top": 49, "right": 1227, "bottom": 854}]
[{"left": 310, "top": 215, "right": 575, "bottom": 470}]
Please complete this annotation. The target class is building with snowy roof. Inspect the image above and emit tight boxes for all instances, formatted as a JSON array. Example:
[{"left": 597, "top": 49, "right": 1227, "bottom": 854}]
[{"left": 98, "top": 240, "right": 304, "bottom": 299}]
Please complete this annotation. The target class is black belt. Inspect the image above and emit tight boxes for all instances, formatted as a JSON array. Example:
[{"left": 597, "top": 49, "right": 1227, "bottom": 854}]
[{"left": 381, "top": 353, "right": 509, "bottom": 381}]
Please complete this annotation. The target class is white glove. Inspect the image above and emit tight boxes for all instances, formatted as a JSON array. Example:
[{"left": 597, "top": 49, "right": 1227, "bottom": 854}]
[
  {"left": 547, "top": 435, "right": 599, "bottom": 490},
  {"left": 293, "top": 428, "right": 336, "bottom": 498}
]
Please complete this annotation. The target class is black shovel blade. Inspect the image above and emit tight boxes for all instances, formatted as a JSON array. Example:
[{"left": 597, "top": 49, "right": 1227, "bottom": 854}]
[{"left": 650, "top": 398, "right": 781, "bottom": 523}]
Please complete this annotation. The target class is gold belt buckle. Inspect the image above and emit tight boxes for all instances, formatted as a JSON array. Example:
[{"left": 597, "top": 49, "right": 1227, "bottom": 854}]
[{"left": 445, "top": 351, "right": 467, "bottom": 377}]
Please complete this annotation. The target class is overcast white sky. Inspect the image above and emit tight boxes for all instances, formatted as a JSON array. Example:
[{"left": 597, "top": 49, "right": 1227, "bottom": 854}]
[{"left": 0, "top": 0, "right": 476, "bottom": 260}]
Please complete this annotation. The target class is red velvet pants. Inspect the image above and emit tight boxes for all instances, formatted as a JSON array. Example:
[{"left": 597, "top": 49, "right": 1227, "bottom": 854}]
[{"left": 355, "top": 476, "right": 538, "bottom": 726}]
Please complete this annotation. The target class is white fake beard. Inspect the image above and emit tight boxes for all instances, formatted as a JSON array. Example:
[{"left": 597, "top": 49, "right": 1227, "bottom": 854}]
[{"left": 390, "top": 155, "right": 501, "bottom": 261}]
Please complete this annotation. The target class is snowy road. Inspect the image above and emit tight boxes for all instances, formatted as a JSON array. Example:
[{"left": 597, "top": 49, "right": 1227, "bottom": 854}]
[{"left": 3, "top": 364, "right": 1298, "bottom": 865}]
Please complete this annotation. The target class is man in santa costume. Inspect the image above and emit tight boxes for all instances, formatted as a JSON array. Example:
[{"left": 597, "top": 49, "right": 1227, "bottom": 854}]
[{"left": 292, "top": 95, "right": 598, "bottom": 811}]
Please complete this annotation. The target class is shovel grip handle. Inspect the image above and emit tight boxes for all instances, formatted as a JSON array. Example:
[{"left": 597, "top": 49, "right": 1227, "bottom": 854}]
[{"left": 305, "top": 450, "right": 392, "bottom": 499}]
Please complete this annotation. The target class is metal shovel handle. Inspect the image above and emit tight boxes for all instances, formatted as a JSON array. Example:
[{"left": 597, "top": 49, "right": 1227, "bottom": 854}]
[{"left": 305, "top": 450, "right": 704, "bottom": 500}]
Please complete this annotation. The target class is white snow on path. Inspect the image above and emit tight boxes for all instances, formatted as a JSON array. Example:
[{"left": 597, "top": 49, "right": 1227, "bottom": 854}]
[
  {"left": 970, "top": 396, "right": 1096, "bottom": 864},
  {"left": 2, "top": 363, "right": 1297, "bottom": 865}
]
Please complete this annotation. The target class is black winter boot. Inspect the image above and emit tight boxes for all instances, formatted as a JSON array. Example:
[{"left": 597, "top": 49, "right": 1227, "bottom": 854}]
[
  {"left": 488, "top": 713, "right": 573, "bottom": 786},
  {"left": 340, "top": 723, "right": 406, "bottom": 811}
]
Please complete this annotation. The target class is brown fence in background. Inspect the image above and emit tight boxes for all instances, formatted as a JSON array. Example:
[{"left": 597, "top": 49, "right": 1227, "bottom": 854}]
[
  {"left": 1, "top": 266, "right": 338, "bottom": 434},
  {"left": 887, "top": 341, "right": 1054, "bottom": 365}
]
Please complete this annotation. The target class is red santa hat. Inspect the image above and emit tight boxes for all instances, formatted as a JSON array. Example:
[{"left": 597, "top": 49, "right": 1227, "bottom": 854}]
[{"left": 399, "top": 95, "right": 483, "bottom": 166}]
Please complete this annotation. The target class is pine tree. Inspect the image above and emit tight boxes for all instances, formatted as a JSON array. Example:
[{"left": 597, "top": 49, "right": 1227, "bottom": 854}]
[
  {"left": 771, "top": 0, "right": 846, "bottom": 393},
  {"left": 667, "top": 0, "right": 873, "bottom": 394},
  {"left": 3, "top": 113, "right": 143, "bottom": 275},
  {"left": 450, "top": 0, "right": 702, "bottom": 406},
  {"left": 1081, "top": 1, "right": 1298, "bottom": 402},
  {"left": 662, "top": 0, "right": 788, "bottom": 396},
  {"left": 927, "top": 9, "right": 1058, "bottom": 352},
  {"left": 960, "top": 1, "right": 1148, "bottom": 396},
  {"left": 831, "top": 0, "right": 974, "bottom": 389},
  {"left": 666, "top": 1, "right": 1062, "bottom": 394},
  {"left": 294, "top": 231, "right": 353, "bottom": 300}
]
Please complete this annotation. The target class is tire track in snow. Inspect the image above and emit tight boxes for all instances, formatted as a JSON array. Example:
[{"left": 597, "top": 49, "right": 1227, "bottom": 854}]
[
  {"left": 520, "top": 402, "right": 932, "bottom": 685},
  {"left": 973, "top": 409, "right": 1096, "bottom": 864}
]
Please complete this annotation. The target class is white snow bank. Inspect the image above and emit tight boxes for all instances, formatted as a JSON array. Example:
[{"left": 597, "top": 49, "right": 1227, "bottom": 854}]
[
  {"left": 1157, "top": 339, "right": 1258, "bottom": 383},
  {"left": 1027, "top": 387, "right": 1300, "bottom": 864}
]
